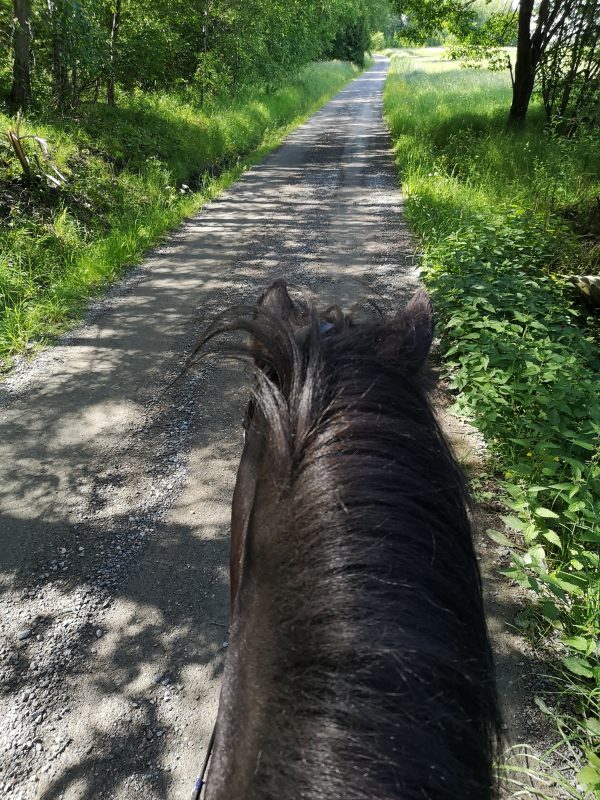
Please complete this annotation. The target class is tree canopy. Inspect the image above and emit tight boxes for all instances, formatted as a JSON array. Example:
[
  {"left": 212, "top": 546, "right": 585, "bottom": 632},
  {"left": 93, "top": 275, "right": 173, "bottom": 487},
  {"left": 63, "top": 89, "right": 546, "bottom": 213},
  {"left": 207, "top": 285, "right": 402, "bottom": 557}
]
[
  {"left": 387, "top": 0, "right": 600, "bottom": 127},
  {"left": 1, "top": 0, "right": 388, "bottom": 110}
]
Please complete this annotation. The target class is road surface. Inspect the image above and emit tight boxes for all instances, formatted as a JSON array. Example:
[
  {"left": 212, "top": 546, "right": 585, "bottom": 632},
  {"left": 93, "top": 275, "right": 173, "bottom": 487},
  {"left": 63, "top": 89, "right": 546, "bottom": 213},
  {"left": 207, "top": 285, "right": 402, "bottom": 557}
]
[{"left": 0, "top": 56, "right": 418, "bottom": 799}]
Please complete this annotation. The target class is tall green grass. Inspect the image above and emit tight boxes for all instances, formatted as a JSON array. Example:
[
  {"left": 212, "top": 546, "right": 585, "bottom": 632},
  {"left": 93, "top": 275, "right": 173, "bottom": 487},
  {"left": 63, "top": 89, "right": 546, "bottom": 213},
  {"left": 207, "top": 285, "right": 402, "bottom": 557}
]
[
  {"left": 384, "top": 51, "right": 600, "bottom": 795},
  {"left": 0, "top": 61, "right": 360, "bottom": 363}
]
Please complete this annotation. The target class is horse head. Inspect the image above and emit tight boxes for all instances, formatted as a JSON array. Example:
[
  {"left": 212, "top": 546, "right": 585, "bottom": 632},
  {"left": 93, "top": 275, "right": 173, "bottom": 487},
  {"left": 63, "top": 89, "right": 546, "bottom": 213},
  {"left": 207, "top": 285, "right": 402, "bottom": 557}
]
[{"left": 195, "top": 281, "right": 500, "bottom": 800}]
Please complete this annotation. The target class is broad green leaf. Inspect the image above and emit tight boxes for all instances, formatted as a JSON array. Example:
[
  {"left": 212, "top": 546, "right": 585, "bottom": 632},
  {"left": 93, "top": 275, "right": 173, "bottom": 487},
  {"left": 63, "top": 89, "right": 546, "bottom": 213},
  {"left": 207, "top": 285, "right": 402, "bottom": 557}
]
[
  {"left": 581, "top": 530, "right": 600, "bottom": 543},
  {"left": 555, "top": 571, "right": 587, "bottom": 593},
  {"left": 542, "top": 531, "right": 562, "bottom": 547},
  {"left": 562, "top": 656, "right": 593, "bottom": 678},
  {"left": 508, "top": 438, "right": 529, "bottom": 447},
  {"left": 584, "top": 718, "right": 600, "bottom": 737},
  {"left": 500, "top": 515, "right": 527, "bottom": 532},
  {"left": 562, "top": 636, "right": 591, "bottom": 653},
  {"left": 534, "top": 506, "right": 559, "bottom": 519},
  {"left": 539, "top": 601, "right": 560, "bottom": 621},
  {"left": 572, "top": 440, "right": 596, "bottom": 451},
  {"left": 576, "top": 766, "right": 600, "bottom": 789},
  {"left": 486, "top": 529, "right": 512, "bottom": 547}
]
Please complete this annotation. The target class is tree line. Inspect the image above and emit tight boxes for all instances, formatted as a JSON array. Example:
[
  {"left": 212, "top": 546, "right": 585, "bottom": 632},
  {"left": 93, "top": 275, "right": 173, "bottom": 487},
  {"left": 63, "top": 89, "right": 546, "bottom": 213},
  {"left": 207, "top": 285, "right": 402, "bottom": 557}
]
[
  {"left": 3, "top": 0, "right": 598, "bottom": 128},
  {"left": 389, "top": 0, "right": 600, "bottom": 128},
  {"left": 1, "top": 0, "right": 390, "bottom": 110}
]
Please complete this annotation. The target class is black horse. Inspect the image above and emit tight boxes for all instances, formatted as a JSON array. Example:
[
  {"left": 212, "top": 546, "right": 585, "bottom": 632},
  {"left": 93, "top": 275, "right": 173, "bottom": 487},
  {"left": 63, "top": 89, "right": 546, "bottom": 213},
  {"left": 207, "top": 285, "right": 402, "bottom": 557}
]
[{"left": 197, "top": 281, "right": 501, "bottom": 800}]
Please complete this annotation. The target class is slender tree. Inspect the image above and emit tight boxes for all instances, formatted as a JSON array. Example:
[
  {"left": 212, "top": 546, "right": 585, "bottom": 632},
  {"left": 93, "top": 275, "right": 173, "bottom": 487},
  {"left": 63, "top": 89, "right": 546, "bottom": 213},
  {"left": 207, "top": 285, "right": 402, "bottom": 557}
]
[
  {"left": 9, "top": 0, "right": 32, "bottom": 108},
  {"left": 51, "top": 0, "right": 69, "bottom": 110},
  {"left": 507, "top": 0, "right": 565, "bottom": 125},
  {"left": 107, "top": 0, "right": 121, "bottom": 106}
]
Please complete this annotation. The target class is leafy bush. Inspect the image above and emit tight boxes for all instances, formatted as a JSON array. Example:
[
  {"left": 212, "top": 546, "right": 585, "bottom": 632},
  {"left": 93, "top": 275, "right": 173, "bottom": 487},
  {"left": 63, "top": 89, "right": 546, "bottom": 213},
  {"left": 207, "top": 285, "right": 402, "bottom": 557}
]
[{"left": 384, "top": 50, "right": 600, "bottom": 788}]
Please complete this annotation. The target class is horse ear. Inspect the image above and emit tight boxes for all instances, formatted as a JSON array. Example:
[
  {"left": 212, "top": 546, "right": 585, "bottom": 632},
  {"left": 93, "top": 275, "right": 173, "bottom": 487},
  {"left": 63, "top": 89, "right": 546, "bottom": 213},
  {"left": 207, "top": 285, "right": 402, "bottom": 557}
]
[
  {"left": 257, "top": 280, "right": 295, "bottom": 322},
  {"left": 407, "top": 288, "right": 434, "bottom": 363},
  {"left": 252, "top": 281, "right": 296, "bottom": 375},
  {"left": 381, "top": 289, "right": 434, "bottom": 372}
]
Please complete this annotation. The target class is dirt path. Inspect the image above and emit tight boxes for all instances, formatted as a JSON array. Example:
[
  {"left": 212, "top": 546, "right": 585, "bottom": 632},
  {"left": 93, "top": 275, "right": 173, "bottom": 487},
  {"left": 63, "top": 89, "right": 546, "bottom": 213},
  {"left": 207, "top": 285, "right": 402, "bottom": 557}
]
[{"left": 1, "top": 56, "right": 536, "bottom": 800}]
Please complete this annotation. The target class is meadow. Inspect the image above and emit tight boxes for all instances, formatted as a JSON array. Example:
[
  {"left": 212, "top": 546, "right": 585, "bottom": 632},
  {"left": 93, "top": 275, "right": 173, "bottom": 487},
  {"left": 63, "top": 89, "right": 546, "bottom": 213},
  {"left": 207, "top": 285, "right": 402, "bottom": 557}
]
[
  {"left": 0, "top": 60, "right": 359, "bottom": 366},
  {"left": 384, "top": 49, "right": 600, "bottom": 794}
]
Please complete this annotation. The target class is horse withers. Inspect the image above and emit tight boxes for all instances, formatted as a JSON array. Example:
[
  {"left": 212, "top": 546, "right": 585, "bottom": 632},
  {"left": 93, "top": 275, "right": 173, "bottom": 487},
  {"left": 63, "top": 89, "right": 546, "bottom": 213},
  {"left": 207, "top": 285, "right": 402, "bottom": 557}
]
[{"left": 197, "top": 281, "right": 501, "bottom": 800}]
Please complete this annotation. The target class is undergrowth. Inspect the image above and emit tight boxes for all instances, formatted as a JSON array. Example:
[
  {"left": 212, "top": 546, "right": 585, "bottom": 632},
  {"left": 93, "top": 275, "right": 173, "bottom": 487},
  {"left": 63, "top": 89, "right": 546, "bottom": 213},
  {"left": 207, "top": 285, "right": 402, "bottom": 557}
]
[
  {"left": 0, "top": 61, "right": 359, "bottom": 365},
  {"left": 384, "top": 51, "right": 600, "bottom": 796}
]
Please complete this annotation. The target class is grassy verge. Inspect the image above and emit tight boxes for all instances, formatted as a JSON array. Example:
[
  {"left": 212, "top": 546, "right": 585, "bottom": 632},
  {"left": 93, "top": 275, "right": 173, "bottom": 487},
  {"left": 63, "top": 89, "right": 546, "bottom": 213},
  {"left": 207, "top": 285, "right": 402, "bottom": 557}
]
[
  {"left": 0, "top": 60, "right": 360, "bottom": 366},
  {"left": 384, "top": 50, "right": 600, "bottom": 795}
]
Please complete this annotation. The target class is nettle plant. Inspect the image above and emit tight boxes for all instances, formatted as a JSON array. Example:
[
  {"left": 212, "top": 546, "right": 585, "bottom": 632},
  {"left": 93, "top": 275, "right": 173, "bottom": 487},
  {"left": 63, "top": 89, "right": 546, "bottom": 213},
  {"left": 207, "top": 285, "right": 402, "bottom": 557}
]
[{"left": 421, "top": 212, "right": 599, "bottom": 778}]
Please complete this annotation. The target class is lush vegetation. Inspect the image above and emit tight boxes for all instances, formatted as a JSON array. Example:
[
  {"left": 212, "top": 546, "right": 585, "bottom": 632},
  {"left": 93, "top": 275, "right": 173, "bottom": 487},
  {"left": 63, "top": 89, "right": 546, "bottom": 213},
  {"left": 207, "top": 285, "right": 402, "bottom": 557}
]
[
  {"left": 0, "top": 60, "right": 360, "bottom": 363},
  {"left": 2, "top": 0, "right": 387, "bottom": 109},
  {"left": 377, "top": 0, "right": 600, "bottom": 128},
  {"left": 384, "top": 50, "right": 600, "bottom": 794}
]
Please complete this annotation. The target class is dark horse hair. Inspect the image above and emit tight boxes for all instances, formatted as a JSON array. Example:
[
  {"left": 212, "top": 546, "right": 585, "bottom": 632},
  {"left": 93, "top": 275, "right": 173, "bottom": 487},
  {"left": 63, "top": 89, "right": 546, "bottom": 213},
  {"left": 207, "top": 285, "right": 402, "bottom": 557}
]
[{"left": 198, "top": 281, "right": 501, "bottom": 800}]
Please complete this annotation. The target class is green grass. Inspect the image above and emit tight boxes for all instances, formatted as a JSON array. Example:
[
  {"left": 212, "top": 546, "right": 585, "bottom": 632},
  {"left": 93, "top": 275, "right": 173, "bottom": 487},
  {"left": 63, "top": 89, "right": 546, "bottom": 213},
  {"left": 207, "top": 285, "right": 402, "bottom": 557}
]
[
  {"left": 0, "top": 60, "right": 360, "bottom": 364},
  {"left": 384, "top": 50, "right": 600, "bottom": 795}
]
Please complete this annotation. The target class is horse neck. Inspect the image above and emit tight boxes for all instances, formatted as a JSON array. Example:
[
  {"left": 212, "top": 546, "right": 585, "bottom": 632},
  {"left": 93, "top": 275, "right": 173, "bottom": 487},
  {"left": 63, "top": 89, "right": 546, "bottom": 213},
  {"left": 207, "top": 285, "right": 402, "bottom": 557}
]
[{"left": 206, "top": 366, "right": 499, "bottom": 800}]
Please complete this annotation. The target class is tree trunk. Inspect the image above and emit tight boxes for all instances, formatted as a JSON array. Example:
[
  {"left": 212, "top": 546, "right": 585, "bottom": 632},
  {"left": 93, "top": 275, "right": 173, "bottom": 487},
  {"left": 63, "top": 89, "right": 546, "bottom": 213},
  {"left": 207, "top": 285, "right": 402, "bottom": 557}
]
[
  {"left": 107, "top": 0, "right": 121, "bottom": 107},
  {"left": 508, "top": 0, "right": 536, "bottom": 125},
  {"left": 71, "top": 64, "right": 79, "bottom": 108},
  {"left": 52, "top": 4, "right": 69, "bottom": 112},
  {"left": 199, "top": 5, "right": 209, "bottom": 106},
  {"left": 9, "top": 0, "right": 32, "bottom": 109}
]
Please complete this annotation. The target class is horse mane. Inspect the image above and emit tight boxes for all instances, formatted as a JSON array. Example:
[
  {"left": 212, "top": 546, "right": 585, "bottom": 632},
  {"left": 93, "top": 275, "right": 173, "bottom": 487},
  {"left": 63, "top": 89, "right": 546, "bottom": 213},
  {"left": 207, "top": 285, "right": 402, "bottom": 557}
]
[{"left": 200, "top": 285, "right": 502, "bottom": 800}]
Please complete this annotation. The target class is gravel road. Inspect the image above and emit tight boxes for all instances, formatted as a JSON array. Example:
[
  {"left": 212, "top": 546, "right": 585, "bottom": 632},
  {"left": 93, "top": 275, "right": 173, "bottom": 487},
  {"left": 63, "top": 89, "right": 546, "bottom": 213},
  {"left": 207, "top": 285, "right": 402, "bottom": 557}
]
[
  {"left": 1, "top": 53, "right": 552, "bottom": 800},
  {"left": 0, "top": 57, "right": 420, "bottom": 799}
]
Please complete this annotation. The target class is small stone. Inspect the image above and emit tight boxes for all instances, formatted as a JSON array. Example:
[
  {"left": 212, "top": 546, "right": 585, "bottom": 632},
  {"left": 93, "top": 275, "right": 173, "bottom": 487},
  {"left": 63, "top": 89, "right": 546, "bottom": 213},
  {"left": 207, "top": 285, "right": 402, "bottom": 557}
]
[
  {"left": 17, "top": 630, "right": 31, "bottom": 641},
  {"left": 222, "top": 641, "right": 229, "bottom": 649},
  {"left": 96, "top": 629, "right": 103, "bottom": 638}
]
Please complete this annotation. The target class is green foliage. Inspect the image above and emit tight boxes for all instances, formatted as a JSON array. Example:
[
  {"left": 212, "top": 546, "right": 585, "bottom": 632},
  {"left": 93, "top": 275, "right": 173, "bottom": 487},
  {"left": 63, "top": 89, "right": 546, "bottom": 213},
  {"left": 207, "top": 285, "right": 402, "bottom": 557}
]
[
  {"left": 387, "top": 0, "right": 478, "bottom": 44},
  {"left": 370, "top": 31, "right": 386, "bottom": 51},
  {"left": 538, "top": 0, "right": 600, "bottom": 129},
  {"left": 0, "top": 60, "right": 359, "bottom": 360},
  {"left": 324, "top": 2, "right": 371, "bottom": 67},
  {"left": 1, "top": 0, "right": 385, "bottom": 108},
  {"left": 384, "top": 50, "right": 600, "bottom": 788}
]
